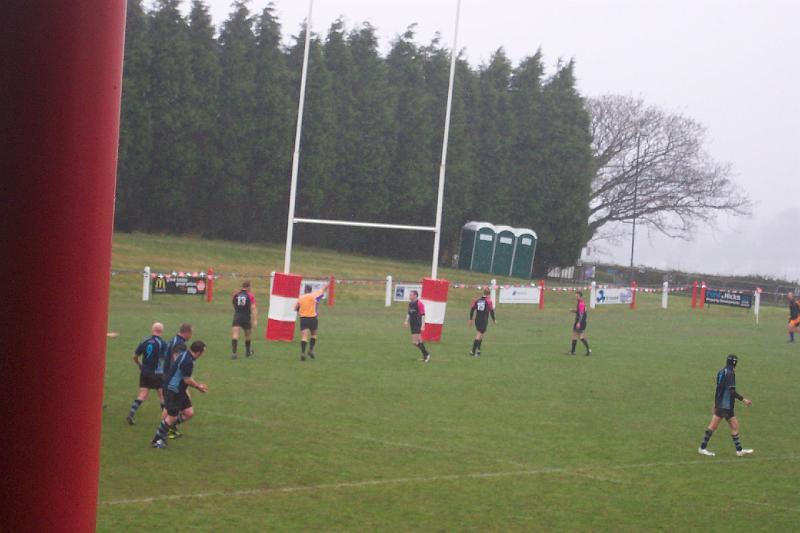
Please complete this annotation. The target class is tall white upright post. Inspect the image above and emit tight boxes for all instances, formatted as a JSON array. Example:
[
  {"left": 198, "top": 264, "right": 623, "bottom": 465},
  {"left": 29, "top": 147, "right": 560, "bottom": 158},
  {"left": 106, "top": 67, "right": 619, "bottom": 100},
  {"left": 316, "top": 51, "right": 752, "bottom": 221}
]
[
  {"left": 754, "top": 289, "right": 761, "bottom": 325},
  {"left": 590, "top": 281, "right": 597, "bottom": 309},
  {"left": 142, "top": 266, "right": 151, "bottom": 302},
  {"left": 662, "top": 281, "right": 669, "bottom": 309},
  {"left": 284, "top": 0, "right": 314, "bottom": 274},
  {"left": 431, "top": 0, "right": 462, "bottom": 280},
  {"left": 385, "top": 275, "right": 393, "bottom": 307},
  {"left": 490, "top": 278, "right": 497, "bottom": 304}
]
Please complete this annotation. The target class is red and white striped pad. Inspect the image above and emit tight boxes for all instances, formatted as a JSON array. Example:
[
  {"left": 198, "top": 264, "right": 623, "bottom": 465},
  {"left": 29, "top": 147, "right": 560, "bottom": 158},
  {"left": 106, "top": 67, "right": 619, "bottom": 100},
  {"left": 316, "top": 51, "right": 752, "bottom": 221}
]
[
  {"left": 266, "top": 272, "right": 302, "bottom": 341},
  {"left": 421, "top": 277, "right": 449, "bottom": 342}
]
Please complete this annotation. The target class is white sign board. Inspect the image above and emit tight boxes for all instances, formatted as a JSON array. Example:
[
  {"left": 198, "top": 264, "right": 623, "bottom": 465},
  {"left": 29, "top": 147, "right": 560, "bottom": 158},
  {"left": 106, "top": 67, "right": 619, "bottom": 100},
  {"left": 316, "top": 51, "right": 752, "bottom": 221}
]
[
  {"left": 394, "top": 284, "right": 422, "bottom": 302},
  {"left": 499, "top": 286, "right": 541, "bottom": 304},
  {"left": 595, "top": 287, "right": 633, "bottom": 305},
  {"left": 300, "top": 279, "right": 328, "bottom": 299}
]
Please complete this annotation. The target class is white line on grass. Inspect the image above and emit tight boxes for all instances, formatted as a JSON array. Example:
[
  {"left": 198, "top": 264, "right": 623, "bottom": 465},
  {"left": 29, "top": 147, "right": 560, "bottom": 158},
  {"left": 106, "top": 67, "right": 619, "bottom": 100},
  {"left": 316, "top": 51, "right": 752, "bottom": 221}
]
[
  {"left": 350, "top": 435, "right": 443, "bottom": 453},
  {"left": 733, "top": 500, "right": 800, "bottom": 514},
  {"left": 100, "top": 455, "right": 800, "bottom": 506}
]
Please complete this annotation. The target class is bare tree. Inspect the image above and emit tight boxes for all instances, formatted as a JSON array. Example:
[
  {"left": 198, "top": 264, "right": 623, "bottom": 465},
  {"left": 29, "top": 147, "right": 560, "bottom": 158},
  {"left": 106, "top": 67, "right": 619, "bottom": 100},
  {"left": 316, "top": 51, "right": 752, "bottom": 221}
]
[{"left": 587, "top": 94, "right": 751, "bottom": 241}]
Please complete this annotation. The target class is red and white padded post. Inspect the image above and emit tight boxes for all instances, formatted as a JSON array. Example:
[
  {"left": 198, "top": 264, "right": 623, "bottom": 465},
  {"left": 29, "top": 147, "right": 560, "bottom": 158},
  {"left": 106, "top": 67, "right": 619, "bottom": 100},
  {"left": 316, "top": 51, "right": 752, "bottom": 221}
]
[
  {"left": 266, "top": 272, "right": 302, "bottom": 341},
  {"left": 421, "top": 278, "right": 449, "bottom": 342},
  {"left": 0, "top": 1, "right": 126, "bottom": 530}
]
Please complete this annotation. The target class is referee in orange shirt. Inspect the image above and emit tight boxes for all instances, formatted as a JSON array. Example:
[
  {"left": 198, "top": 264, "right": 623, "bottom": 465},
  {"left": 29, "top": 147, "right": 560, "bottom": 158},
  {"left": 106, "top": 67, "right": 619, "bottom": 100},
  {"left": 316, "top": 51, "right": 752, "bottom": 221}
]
[{"left": 295, "top": 282, "right": 329, "bottom": 361}]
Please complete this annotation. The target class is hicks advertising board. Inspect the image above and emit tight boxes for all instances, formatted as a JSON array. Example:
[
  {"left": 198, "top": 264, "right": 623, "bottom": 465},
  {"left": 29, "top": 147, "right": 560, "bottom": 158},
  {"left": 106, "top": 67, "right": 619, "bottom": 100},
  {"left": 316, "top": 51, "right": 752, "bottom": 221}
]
[
  {"left": 595, "top": 287, "right": 633, "bottom": 305},
  {"left": 704, "top": 289, "right": 752, "bottom": 309},
  {"left": 152, "top": 273, "right": 207, "bottom": 295}
]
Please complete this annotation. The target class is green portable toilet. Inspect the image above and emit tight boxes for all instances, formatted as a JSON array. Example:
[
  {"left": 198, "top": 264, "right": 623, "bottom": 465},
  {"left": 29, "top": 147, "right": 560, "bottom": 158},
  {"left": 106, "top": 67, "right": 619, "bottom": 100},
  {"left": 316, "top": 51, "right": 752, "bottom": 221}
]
[
  {"left": 491, "top": 225, "right": 516, "bottom": 276},
  {"left": 511, "top": 228, "right": 537, "bottom": 278},
  {"left": 458, "top": 221, "right": 496, "bottom": 272}
]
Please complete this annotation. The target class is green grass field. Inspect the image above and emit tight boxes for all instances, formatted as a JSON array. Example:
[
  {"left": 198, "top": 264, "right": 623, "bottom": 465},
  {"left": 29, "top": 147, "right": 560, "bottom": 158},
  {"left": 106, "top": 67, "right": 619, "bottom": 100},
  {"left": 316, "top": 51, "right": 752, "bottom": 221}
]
[{"left": 98, "top": 233, "right": 800, "bottom": 531}]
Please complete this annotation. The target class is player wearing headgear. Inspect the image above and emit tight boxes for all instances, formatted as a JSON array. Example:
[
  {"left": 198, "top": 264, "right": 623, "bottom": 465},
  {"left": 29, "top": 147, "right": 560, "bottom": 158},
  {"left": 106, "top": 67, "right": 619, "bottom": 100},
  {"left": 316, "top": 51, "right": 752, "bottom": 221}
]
[
  {"left": 126, "top": 322, "right": 169, "bottom": 425},
  {"left": 569, "top": 291, "right": 591, "bottom": 355},
  {"left": 295, "top": 282, "right": 328, "bottom": 361},
  {"left": 469, "top": 288, "right": 496, "bottom": 357},
  {"left": 231, "top": 280, "right": 257, "bottom": 359},
  {"left": 787, "top": 291, "right": 799, "bottom": 343},
  {"left": 698, "top": 354, "right": 754, "bottom": 457},
  {"left": 404, "top": 290, "right": 430, "bottom": 363}
]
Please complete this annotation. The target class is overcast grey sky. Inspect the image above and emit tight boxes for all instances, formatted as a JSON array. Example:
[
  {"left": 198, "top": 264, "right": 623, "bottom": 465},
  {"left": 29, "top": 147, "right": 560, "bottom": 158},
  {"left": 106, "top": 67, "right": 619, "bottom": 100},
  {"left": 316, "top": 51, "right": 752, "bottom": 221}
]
[{"left": 194, "top": 0, "right": 800, "bottom": 280}]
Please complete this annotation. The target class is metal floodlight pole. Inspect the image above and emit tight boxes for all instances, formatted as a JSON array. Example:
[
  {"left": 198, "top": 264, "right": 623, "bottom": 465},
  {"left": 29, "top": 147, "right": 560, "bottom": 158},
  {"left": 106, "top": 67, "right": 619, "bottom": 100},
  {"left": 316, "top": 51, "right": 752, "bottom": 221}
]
[
  {"left": 284, "top": 0, "right": 314, "bottom": 274},
  {"left": 431, "top": 0, "right": 462, "bottom": 280}
]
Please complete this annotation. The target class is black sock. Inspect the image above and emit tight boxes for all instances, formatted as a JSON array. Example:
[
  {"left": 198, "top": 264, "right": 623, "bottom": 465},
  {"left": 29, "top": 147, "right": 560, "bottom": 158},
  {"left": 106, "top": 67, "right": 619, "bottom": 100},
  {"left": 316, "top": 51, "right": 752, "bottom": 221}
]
[
  {"left": 472, "top": 339, "right": 479, "bottom": 353},
  {"left": 580, "top": 338, "right": 590, "bottom": 352},
  {"left": 301, "top": 340, "right": 307, "bottom": 354},
  {"left": 128, "top": 399, "right": 143, "bottom": 418},
  {"left": 731, "top": 433, "right": 742, "bottom": 452},
  {"left": 175, "top": 413, "right": 184, "bottom": 427},
  {"left": 418, "top": 343, "right": 429, "bottom": 356},
  {"left": 700, "top": 428, "right": 713, "bottom": 449},
  {"left": 160, "top": 402, "right": 165, "bottom": 412},
  {"left": 477, "top": 339, "right": 483, "bottom": 351},
  {"left": 154, "top": 420, "right": 171, "bottom": 442},
  {"left": 309, "top": 337, "right": 316, "bottom": 352},
  {"left": 570, "top": 340, "right": 577, "bottom": 353},
  {"left": 232, "top": 339, "right": 238, "bottom": 354},
  {"left": 245, "top": 340, "right": 251, "bottom": 353},
  {"left": 791, "top": 331, "right": 795, "bottom": 342}
]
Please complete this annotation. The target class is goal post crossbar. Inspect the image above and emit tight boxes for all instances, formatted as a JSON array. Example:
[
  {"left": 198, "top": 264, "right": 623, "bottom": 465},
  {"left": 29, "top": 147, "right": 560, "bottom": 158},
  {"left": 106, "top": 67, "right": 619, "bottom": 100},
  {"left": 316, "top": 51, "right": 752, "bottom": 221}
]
[{"left": 293, "top": 217, "right": 436, "bottom": 233}]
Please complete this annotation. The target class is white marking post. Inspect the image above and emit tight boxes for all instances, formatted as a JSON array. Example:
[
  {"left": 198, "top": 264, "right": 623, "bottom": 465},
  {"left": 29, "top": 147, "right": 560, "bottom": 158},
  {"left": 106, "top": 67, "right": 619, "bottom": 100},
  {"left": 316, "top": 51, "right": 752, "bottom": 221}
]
[
  {"left": 662, "top": 281, "right": 669, "bottom": 309},
  {"left": 590, "top": 281, "right": 597, "bottom": 309},
  {"left": 754, "top": 289, "right": 761, "bottom": 325},
  {"left": 385, "top": 275, "right": 392, "bottom": 307},
  {"left": 142, "top": 266, "right": 150, "bottom": 302}
]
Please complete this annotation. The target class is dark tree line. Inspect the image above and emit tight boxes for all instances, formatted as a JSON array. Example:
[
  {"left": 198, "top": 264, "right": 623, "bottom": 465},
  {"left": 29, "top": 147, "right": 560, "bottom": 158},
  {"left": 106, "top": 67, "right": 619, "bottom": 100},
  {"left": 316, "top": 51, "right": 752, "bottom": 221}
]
[{"left": 117, "top": 0, "right": 595, "bottom": 273}]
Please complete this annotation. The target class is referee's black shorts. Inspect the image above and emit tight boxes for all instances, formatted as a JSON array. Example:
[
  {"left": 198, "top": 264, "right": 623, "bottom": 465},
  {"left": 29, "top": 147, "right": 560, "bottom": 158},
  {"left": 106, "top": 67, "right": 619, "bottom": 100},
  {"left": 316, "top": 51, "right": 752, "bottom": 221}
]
[{"left": 300, "top": 316, "right": 319, "bottom": 331}]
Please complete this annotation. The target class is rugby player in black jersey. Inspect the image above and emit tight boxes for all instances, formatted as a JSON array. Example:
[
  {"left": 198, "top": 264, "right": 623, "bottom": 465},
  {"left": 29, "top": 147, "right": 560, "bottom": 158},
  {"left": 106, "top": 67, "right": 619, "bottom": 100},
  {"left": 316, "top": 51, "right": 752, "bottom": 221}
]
[
  {"left": 469, "top": 289, "right": 496, "bottom": 357},
  {"left": 404, "top": 290, "right": 430, "bottom": 363}
]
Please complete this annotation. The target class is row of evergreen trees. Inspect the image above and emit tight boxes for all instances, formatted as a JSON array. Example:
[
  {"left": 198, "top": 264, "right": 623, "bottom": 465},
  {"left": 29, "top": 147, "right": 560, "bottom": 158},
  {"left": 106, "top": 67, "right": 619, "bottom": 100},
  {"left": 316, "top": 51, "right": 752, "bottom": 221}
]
[{"left": 118, "top": 0, "right": 594, "bottom": 272}]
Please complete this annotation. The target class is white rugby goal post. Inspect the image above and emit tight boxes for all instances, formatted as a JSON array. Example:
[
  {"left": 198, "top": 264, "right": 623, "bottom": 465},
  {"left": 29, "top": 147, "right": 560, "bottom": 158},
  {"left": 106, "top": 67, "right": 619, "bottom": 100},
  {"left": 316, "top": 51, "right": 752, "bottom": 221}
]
[{"left": 283, "top": 0, "right": 463, "bottom": 280}]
